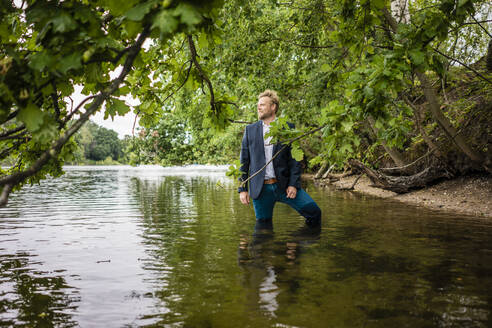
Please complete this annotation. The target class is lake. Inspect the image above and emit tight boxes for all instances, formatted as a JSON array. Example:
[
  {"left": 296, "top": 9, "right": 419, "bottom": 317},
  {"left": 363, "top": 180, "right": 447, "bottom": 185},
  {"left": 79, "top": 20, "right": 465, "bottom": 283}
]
[{"left": 1, "top": 166, "right": 491, "bottom": 327}]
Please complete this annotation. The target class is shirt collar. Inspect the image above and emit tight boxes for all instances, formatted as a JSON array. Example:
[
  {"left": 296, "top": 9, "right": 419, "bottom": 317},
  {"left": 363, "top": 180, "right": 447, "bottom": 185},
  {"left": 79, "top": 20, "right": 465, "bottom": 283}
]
[{"left": 261, "top": 118, "right": 276, "bottom": 127}]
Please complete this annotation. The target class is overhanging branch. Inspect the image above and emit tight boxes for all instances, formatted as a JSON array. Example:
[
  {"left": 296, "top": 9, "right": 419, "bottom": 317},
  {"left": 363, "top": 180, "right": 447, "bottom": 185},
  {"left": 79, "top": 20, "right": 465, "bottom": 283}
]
[
  {"left": 0, "top": 26, "right": 151, "bottom": 206},
  {"left": 240, "top": 124, "right": 327, "bottom": 187},
  {"left": 187, "top": 35, "right": 217, "bottom": 113}
]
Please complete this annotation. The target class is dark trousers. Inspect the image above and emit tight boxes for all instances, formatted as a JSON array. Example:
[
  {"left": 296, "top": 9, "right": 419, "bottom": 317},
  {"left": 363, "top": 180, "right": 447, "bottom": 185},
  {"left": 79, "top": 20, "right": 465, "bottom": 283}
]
[{"left": 252, "top": 183, "right": 321, "bottom": 224}]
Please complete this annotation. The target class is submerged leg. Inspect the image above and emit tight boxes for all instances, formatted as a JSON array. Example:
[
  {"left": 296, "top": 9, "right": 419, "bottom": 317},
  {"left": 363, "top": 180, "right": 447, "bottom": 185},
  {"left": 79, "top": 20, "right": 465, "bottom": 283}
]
[
  {"left": 252, "top": 184, "right": 276, "bottom": 220},
  {"left": 278, "top": 188, "right": 322, "bottom": 226}
]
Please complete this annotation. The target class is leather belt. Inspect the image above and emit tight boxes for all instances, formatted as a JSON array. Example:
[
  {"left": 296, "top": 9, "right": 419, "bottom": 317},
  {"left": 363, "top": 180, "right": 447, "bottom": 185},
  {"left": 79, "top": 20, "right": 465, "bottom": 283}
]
[{"left": 264, "top": 178, "right": 278, "bottom": 184}]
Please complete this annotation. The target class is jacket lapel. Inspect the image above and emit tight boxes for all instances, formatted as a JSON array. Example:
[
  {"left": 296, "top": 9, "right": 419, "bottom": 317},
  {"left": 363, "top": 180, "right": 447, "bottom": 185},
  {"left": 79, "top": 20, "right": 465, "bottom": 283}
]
[{"left": 254, "top": 121, "right": 265, "bottom": 165}]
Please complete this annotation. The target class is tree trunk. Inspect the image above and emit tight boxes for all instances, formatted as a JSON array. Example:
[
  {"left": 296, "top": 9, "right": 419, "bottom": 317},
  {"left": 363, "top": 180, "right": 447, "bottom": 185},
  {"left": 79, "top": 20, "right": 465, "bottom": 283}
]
[
  {"left": 322, "top": 164, "right": 336, "bottom": 179},
  {"left": 403, "top": 95, "right": 442, "bottom": 158},
  {"left": 382, "top": 8, "right": 487, "bottom": 169},
  {"left": 391, "top": 0, "right": 409, "bottom": 23},
  {"left": 314, "top": 162, "right": 329, "bottom": 179},
  {"left": 367, "top": 115, "right": 407, "bottom": 167},
  {"left": 487, "top": 38, "right": 492, "bottom": 72},
  {"left": 348, "top": 159, "right": 451, "bottom": 193},
  {"left": 415, "top": 71, "right": 485, "bottom": 164}
]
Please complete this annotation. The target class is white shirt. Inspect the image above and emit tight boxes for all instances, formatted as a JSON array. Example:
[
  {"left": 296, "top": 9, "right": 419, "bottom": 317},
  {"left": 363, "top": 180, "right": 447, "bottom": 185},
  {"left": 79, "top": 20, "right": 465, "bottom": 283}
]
[{"left": 262, "top": 121, "right": 276, "bottom": 179}]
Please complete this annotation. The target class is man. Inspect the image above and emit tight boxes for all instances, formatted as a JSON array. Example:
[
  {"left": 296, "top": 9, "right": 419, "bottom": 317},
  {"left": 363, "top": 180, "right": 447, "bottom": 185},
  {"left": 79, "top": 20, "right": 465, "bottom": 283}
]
[{"left": 238, "top": 90, "right": 322, "bottom": 226}]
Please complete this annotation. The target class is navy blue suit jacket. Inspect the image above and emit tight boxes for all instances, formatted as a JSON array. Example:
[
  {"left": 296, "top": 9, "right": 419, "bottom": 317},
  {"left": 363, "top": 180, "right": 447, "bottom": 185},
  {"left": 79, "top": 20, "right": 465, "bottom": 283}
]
[{"left": 238, "top": 121, "right": 302, "bottom": 199}]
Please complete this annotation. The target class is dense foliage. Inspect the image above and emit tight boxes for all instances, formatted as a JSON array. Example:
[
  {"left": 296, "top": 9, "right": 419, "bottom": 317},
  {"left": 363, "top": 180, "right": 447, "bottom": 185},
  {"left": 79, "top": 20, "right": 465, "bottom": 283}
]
[
  {"left": 71, "top": 121, "right": 123, "bottom": 163},
  {"left": 0, "top": 0, "right": 224, "bottom": 205},
  {"left": 0, "top": 0, "right": 491, "bottom": 205},
  {"left": 126, "top": 113, "right": 241, "bottom": 166},
  {"left": 211, "top": 0, "right": 492, "bottom": 175},
  {"left": 129, "top": 0, "right": 491, "bottom": 189}
]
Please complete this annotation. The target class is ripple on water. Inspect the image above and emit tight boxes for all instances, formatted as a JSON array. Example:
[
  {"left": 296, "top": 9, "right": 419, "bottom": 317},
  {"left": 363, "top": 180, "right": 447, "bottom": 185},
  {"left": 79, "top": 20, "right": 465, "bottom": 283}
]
[{"left": 1, "top": 166, "right": 492, "bottom": 327}]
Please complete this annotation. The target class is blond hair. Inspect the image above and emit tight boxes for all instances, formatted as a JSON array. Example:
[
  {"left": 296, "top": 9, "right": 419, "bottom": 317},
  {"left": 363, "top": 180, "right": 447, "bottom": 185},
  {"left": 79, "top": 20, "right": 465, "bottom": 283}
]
[{"left": 258, "top": 89, "right": 279, "bottom": 113}]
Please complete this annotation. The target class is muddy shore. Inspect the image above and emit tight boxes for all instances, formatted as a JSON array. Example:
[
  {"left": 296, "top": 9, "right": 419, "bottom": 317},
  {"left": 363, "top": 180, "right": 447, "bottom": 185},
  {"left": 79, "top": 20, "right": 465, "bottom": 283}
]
[{"left": 309, "top": 173, "right": 492, "bottom": 219}]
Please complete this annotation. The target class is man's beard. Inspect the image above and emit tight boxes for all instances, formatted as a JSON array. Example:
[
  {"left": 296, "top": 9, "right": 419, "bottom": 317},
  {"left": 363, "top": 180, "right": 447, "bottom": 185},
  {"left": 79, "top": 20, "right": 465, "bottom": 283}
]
[{"left": 259, "top": 111, "right": 273, "bottom": 120}]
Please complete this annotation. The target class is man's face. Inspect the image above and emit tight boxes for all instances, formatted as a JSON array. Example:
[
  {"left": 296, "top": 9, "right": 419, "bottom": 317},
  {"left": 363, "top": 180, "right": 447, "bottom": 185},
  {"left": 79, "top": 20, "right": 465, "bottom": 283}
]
[{"left": 257, "top": 96, "right": 276, "bottom": 120}]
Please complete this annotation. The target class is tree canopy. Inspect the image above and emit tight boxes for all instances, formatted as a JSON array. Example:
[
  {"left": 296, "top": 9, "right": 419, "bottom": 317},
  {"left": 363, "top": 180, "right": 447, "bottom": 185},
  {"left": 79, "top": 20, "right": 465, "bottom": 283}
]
[
  {"left": 0, "top": 0, "right": 225, "bottom": 205},
  {"left": 0, "top": 0, "right": 491, "bottom": 205},
  {"left": 71, "top": 120, "right": 123, "bottom": 163}
]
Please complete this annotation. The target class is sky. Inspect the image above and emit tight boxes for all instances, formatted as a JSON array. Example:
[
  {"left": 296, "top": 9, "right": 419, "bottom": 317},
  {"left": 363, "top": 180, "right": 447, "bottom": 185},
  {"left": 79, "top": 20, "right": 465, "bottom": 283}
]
[
  {"left": 11, "top": 0, "right": 147, "bottom": 139},
  {"left": 71, "top": 37, "right": 154, "bottom": 139},
  {"left": 92, "top": 111, "right": 139, "bottom": 139},
  {"left": 70, "top": 83, "right": 141, "bottom": 140}
]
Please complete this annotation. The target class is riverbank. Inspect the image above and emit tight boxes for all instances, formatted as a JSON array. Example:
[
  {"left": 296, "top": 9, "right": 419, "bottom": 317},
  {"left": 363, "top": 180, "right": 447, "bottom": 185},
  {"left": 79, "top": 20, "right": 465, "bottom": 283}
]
[{"left": 311, "top": 173, "right": 492, "bottom": 218}]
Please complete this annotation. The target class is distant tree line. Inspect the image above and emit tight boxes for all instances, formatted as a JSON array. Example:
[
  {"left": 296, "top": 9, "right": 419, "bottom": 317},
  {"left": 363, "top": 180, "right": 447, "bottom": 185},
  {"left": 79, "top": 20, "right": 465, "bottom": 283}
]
[
  {"left": 70, "top": 121, "right": 124, "bottom": 164},
  {"left": 0, "top": 0, "right": 490, "bottom": 206}
]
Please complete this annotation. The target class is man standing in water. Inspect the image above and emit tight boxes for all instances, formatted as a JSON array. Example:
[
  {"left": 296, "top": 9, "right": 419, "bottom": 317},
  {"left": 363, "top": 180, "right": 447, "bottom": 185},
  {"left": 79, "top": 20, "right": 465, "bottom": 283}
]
[{"left": 238, "top": 90, "right": 322, "bottom": 226}]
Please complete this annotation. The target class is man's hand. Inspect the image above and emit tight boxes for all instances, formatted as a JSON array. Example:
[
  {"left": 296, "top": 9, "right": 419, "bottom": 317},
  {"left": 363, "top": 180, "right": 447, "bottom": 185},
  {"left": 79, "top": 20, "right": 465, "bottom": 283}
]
[
  {"left": 286, "top": 186, "right": 297, "bottom": 199},
  {"left": 239, "top": 191, "right": 250, "bottom": 205}
]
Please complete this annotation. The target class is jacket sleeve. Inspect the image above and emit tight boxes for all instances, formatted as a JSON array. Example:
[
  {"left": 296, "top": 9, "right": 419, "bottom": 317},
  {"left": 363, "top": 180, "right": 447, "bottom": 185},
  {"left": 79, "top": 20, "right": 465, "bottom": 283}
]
[
  {"left": 287, "top": 123, "right": 302, "bottom": 189},
  {"left": 238, "top": 127, "right": 249, "bottom": 193}
]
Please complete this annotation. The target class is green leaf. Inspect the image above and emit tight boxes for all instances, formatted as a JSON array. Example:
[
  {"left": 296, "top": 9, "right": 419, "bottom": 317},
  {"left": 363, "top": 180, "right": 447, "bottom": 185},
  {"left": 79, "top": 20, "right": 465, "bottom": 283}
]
[
  {"left": 371, "top": 0, "right": 386, "bottom": 9},
  {"left": 102, "top": 0, "right": 138, "bottom": 16},
  {"left": 352, "top": 136, "right": 361, "bottom": 147},
  {"left": 197, "top": 32, "right": 209, "bottom": 49},
  {"left": 125, "top": 1, "right": 158, "bottom": 21},
  {"left": 106, "top": 98, "right": 130, "bottom": 119},
  {"left": 152, "top": 10, "right": 179, "bottom": 35},
  {"left": 57, "top": 53, "right": 82, "bottom": 74},
  {"left": 18, "top": 102, "right": 43, "bottom": 132},
  {"left": 173, "top": 3, "right": 202, "bottom": 26},
  {"left": 341, "top": 120, "right": 353, "bottom": 132},
  {"left": 28, "top": 52, "right": 53, "bottom": 72},
  {"left": 114, "top": 86, "right": 131, "bottom": 96},
  {"left": 225, "top": 160, "right": 244, "bottom": 180},
  {"left": 123, "top": 20, "right": 143, "bottom": 38},
  {"left": 409, "top": 49, "right": 425, "bottom": 66},
  {"left": 291, "top": 143, "right": 304, "bottom": 161},
  {"left": 321, "top": 63, "right": 331, "bottom": 72},
  {"left": 51, "top": 13, "right": 77, "bottom": 33},
  {"left": 340, "top": 142, "right": 353, "bottom": 154}
]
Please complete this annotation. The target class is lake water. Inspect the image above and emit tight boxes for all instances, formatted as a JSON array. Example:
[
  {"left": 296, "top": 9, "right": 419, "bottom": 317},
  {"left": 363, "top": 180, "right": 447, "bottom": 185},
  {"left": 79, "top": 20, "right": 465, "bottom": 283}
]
[{"left": 1, "top": 166, "right": 491, "bottom": 327}]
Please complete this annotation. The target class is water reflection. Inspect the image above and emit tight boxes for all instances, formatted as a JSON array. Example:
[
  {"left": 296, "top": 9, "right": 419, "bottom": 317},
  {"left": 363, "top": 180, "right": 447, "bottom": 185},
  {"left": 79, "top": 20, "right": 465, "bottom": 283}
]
[
  {"left": 0, "top": 252, "right": 79, "bottom": 327},
  {"left": 238, "top": 220, "right": 321, "bottom": 319},
  {"left": 0, "top": 167, "right": 491, "bottom": 327}
]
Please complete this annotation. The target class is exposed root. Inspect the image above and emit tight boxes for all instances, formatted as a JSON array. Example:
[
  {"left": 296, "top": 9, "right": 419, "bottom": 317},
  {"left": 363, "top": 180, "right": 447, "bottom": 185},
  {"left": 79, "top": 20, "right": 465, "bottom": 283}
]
[{"left": 348, "top": 159, "right": 453, "bottom": 193}]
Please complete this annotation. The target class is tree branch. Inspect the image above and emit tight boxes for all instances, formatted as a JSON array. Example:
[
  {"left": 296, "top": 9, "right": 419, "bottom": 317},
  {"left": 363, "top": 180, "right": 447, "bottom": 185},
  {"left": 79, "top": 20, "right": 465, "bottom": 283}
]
[
  {"left": 0, "top": 26, "right": 151, "bottom": 206},
  {"left": 378, "top": 150, "right": 435, "bottom": 174},
  {"left": 0, "top": 140, "right": 24, "bottom": 161},
  {"left": 228, "top": 119, "right": 253, "bottom": 124},
  {"left": 62, "top": 95, "right": 98, "bottom": 125},
  {"left": 382, "top": 7, "right": 486, "bottom": 169},
  {"left": 260, "top": 37, "right": 333, "bottom": 49},
  {"left": 0, "top": 125, "right": 25, "bottom": 139},
  {"left": 50, "top": 81, "right": 64, "bottom": 127},
  {"left": 431, "top": 47, "right": 492, "bottom": 84},
  {"left": 0, "top": 110, "right": 19, "bottom": 125},
  {"left": 162, "top": 60, "right": 192, "bottom": 104},
  {"left": 0, "top": 130, "right": 27, "bottom": 141},
  {"left": 240, "top": 124, "right": 327, "bottom": 187},
  {"left": 470, "top": 16, "right": 492, "bottom": 38},
  {"left": 132, "top": 110, "right": 140, "bottom": 137},
  {"left": 336, "top": 173, "right": 363, "bottom": 191},
  {"left": 0, "top": 184, "right": 13, "bottom": 207},
  {"left": 187, "top": 35, "right": 217, "bottom": 113}
]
